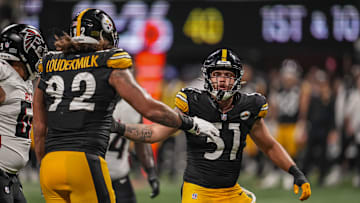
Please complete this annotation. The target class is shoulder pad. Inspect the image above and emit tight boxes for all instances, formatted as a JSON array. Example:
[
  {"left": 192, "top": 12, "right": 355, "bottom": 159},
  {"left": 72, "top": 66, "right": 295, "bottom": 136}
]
[
  {"left": 249, "top": 93, "right": 268, "bottom": 119},
  {"left": 112, "top": 48, "right": 125, "bottom": 52},
  {"left": 0, "top": 59, "right": 11, "bottom": 80},
  {"left": 175, "top": 88, "right": 204, "bottom": 113},
  {"left": 180, "top": 87, "right": 202, "bottom": 94},
  {"left": 175, "top": 90, "right": 189, "bottom": 113},
  {"left": 106, "top": 49, "right": 132, "bottom": 69},
  {"left": 42, "top": 51, "right": 62, "bottom": 60},
  {"left": 44, "top": 51, "right": 62, "bottom": 56},
  {"left": 37, "top": 58, "right": 44, "bottom": 73},
  {"left": 240, "top": 92, "right": 268, "bottom": 118},
  {"left": 96, "top": 48, "right": 124, "bottom": 54},
  {"left": 244, "top": 92, "right": 265, "bottom": 98},
  {"left": 0, "top": 59, "right": 10, "bottom": 66}
]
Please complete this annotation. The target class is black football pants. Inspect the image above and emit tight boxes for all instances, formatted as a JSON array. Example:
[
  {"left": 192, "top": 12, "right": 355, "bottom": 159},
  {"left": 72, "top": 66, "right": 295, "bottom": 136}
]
[
  {"left": 0, "top": 169, "right": 26, "bottom": 203},
  {"left": 112, "top": 175, "right": 136, "bottom": 203}
]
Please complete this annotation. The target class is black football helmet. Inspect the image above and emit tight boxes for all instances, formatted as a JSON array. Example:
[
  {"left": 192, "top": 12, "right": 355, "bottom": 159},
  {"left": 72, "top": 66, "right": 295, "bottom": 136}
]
[
  {"left": 201, "top": 48, "right": 244, "bottom": 101},
  {"left": 0, "top": 24, "right": 47, "bottom": 80},
  {"left": 71, "top": 8, "right": 118, "bottom": 46}
]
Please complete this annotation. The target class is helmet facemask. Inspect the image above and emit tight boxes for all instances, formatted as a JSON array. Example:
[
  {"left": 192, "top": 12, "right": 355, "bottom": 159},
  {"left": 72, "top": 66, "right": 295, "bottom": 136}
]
[{"left": 202, "top": 49, "right": 244, "bottom": 101}]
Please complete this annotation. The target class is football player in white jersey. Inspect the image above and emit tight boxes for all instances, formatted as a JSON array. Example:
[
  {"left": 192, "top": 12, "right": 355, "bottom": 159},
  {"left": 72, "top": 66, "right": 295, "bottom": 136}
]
[
  {"left": 0, "top": 24, "right": 47, "bottom": 203},
  {"left": 106, "top": 99, "right": 159, "bottom": 203}
]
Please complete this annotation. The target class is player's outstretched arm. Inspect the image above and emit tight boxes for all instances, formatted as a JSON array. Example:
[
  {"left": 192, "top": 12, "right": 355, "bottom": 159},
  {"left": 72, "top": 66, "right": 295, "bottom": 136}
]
[
  {"left": 109, "top": 69, "right": 219, "bottom": 137},
  {"left": 112, "top": 108, "right": 219, "bottom": 143},
  {"left": 250, "top": 118, "right": 311, "bottom": 201},
  {"left": 33, "top": 79, "right": 48, "bottom": 162},
  {"left": 109, "top": 69, "right": 183, "bottom": 128},
  {"left": 112, "top": 121, "right": 177, "bottom": 144}
]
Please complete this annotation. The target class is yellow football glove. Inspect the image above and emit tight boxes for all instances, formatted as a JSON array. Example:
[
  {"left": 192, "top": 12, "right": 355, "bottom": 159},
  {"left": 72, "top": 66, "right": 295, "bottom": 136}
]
[{"left": 289, "top": 165, "right": 311, "bottom": 201}]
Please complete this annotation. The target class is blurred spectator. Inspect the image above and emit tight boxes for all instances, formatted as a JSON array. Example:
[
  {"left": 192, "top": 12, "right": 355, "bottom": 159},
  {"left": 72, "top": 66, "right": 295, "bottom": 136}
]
[
  {"left": 326, "top": 60, "right": 359, "bottom": 186},
  {"left": 240, "top": 63, "right": 267, "bottom": 95},
  {"left": 261, "top": 59, "right": 310, "bottom": 189},
  {"left": 301, "top": 69, "right": 337, "bottom": 186},
  {"left": 344, "top": 72, "right": 360, "bottom": 187}
]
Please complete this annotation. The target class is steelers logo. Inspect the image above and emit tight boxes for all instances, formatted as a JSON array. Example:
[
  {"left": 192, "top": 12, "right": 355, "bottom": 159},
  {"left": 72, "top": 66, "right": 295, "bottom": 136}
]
[
  {"left": 101, "top": 15, "right": 114, "bottom": 33},
  {"left": 240, "top": 111, "right": 251, "bottom": 120}
]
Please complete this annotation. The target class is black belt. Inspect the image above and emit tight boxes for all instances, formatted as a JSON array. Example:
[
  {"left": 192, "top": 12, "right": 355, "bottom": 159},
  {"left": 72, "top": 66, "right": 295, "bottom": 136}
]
[{"left": 0, "top": 168, "right": 18, "bottom": 184}]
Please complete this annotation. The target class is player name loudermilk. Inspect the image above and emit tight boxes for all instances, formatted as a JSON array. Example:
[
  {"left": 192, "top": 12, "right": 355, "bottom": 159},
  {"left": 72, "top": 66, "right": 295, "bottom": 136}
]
[{"left": 45, "top": 55, "right": 99, "bottom": 72}]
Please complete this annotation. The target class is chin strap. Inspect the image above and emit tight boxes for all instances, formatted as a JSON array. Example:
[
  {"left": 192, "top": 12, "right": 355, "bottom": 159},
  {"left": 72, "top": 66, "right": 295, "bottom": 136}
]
[
  {"left": 212, "top": 90, "right": 234, "bottom": 101},
  {"left": 216, "top": 90, "right": 225, "bottom": 101},
  {"left": 25, "top": 63, "right": 36, "bottom": 81}
]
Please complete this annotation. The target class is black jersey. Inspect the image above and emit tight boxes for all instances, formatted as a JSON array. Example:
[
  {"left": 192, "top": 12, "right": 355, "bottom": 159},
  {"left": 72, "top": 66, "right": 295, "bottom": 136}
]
[
  {"left": 175, "top": 88, "right": 268, "bottom": 188},
  {"left": 38, "top": 48, "right": 132, "bottom": 158}
]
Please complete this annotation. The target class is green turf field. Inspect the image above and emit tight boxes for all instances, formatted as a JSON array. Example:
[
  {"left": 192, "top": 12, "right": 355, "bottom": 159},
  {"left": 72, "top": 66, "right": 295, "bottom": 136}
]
[{"left": 23, "top": 174, "right": 360, "bottom": 203}]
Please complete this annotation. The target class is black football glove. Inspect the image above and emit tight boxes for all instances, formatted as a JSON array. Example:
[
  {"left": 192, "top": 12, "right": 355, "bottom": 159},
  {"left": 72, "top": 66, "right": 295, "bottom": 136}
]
[
  {"left": 146, "top": 167, "right": 159, "bottom": 198},
  {"left": 289, "top": 165, "right": 311, "bottom": 201},
  {"left": 111, "top": 119, "right": 125, "bottom": 135},
  {"left": 148, "top": 175, "right": 160, "bottom": 198}
]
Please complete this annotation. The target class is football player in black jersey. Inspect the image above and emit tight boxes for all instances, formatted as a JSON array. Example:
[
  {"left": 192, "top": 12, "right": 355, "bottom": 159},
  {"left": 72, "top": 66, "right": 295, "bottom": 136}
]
[
  {"left": 32, "top": 8, "right": 218, "bottom": 203},
  {"left": 113, "top": 48, "right": 312, "bottom": 202}
]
